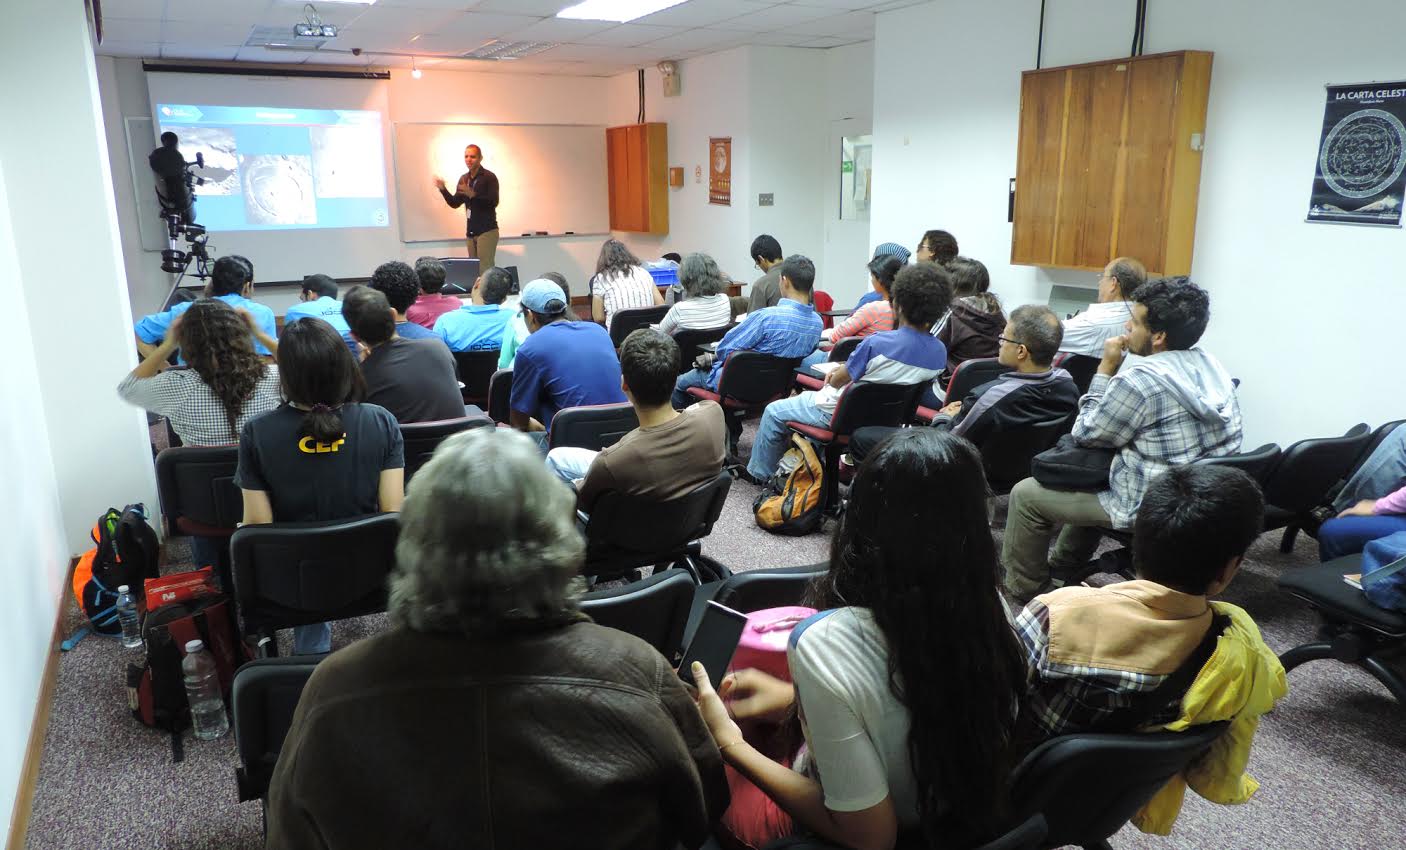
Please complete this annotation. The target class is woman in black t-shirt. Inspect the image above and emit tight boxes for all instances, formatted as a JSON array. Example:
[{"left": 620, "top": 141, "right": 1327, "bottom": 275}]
[{"left": 236, "top": 318, "right": 405, "bottom": 654}]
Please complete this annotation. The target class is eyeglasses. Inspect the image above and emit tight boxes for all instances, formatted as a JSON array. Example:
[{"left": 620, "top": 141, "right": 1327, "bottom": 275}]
[{"left": 998, "top": 335, "right": 1026, "bottom": 348}]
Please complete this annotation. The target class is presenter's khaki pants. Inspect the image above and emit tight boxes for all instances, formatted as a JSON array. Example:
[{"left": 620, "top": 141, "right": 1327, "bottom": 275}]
[{"left": 467, "top": 229, "right": 499, "bottom": 271}]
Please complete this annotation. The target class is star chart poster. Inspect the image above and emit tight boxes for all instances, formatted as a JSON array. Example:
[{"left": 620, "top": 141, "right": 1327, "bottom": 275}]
[{"left": 1307, "top": 82, "right": 1406, "bottom": 226}]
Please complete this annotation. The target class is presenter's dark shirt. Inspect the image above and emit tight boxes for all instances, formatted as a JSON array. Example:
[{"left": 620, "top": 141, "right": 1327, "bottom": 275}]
[{"left": 439, "top": 167, "right": 500, "bottom": 237}]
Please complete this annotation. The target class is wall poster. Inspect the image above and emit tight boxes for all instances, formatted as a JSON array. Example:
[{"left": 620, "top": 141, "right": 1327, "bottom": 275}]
[
  {"left": 709, "top": 137, "right": 731, "bottom": 206},
  {"left": 1307, "top": 81, "right": 1406, "bottom": 226}
]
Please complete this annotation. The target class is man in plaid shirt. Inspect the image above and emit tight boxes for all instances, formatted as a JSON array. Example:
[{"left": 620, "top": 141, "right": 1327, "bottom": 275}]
[{"left": 1002, "top": 277, "right": 1242, "bottom": 601}]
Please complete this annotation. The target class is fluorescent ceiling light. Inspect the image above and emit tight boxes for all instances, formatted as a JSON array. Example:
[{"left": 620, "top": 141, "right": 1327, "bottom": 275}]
[{"left": 557, "top": 0, "right": 687, "bottom": 23}]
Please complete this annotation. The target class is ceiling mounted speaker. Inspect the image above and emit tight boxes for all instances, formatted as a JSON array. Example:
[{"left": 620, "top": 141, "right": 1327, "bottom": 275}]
[{"left": 657, "top": 60, "right": 681, "bottom": 97}]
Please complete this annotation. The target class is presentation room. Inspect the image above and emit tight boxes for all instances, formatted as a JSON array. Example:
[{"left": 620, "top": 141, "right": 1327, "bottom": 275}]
[{"left": 3, "top": 0, "right": 1406, "bottom": 848}]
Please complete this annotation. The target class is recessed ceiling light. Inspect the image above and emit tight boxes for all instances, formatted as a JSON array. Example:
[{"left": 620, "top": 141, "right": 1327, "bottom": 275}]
[{"left": 556, "top": 0, "right": 687, "bottom": 23}]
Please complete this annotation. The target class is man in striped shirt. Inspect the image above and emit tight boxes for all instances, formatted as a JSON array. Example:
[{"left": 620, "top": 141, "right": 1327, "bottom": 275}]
[{"left": 672, "top": 255, "right": 822, "bottom": 409}]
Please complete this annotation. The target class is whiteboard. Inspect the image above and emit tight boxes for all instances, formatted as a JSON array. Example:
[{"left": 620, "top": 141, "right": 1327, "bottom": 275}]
[
  {"left": 393, "top": 122, "right": 609, "bottom": 243},
  {"left": 124, "top": 116, "right": 172, "bottom": 252}
]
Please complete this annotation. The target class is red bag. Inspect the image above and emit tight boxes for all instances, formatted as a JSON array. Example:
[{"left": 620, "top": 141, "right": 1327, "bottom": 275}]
[
  {"left": 728, "top": 607, "right": 817, "bottom": 683},
  {"left": 143, "top": 567, "right": 219, "bottom": 609}
]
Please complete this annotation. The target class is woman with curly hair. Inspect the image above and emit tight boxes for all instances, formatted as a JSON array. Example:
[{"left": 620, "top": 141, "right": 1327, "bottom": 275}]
[
  {"left": 590, "top": 237, "right": 663, "bottom": 330},
  {"left": 692, "top": 428, "right": 1027, "bottom": 849},
  {"left": 119, "top": 298, "right": 281, "bottom": 446}
]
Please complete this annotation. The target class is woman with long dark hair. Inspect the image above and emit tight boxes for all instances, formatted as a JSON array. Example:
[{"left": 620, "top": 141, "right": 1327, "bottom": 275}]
[
  {"left": 119, "top": 298, "right": 281, "bottom": 446},
  {"left": 691, "top": 429, "right": 1027, "bottom": 849},
  {"left": 590, "top": 237, "right": 663, "bottom": 329},
  {"left": 235, "top": 318, "right": 405, "bottom": 654}
]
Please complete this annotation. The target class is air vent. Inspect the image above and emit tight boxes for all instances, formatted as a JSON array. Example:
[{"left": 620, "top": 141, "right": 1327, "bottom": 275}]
[{"left": 461, "top": 40, "right": 558, "bottom": 61}]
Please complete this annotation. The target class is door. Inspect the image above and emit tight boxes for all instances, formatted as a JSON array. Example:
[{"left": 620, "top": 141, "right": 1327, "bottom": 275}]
[{"left": 822, "top": 118, "right": 873, "bottom": 309}]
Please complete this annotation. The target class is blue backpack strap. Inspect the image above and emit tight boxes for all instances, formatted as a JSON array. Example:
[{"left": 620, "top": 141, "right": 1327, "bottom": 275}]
[{"left": 787, "top": 608, "right": 839, "bottom": 651}]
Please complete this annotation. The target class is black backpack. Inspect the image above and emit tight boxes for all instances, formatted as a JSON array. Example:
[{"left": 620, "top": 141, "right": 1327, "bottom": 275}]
[{"left": 71, "top": 505, "right": 160, "bottom": 634}]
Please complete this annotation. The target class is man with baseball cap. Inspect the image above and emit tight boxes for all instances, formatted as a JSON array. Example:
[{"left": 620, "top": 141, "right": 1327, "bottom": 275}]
[{"left": 509, "top": 278, "right": 626, "bottom": 438}]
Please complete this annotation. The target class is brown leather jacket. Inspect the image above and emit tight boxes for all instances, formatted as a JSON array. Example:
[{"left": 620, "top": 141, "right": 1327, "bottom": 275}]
[{"left": 265, "top": 617, "right": 728, "bottom": 849}]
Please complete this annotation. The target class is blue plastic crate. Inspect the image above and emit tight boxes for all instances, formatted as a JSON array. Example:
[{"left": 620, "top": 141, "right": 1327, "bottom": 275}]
[{"left": 647, "top": 266, "right": 679, "bottom": 287}]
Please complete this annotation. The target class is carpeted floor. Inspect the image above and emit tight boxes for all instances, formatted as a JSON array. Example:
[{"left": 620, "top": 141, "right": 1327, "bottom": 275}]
[{"left": 22, "top": 424, "right": 1406, "bottom": 849}]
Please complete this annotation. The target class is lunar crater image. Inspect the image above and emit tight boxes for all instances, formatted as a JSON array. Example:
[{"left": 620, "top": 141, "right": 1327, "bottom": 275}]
[
  {"left": 240, "top": 154, "right": 316, "bottom": 225},
  {"left": 170, "top": 126, "right": 240, "bottom": 195}
]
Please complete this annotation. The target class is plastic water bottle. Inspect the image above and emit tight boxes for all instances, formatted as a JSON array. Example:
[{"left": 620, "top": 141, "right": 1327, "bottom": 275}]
[
  {"left": 115, "top": 585, "right": 142, "bottom": 649},
  {"left": 182, "top": 640, "right": 229, "bottom": 740}
]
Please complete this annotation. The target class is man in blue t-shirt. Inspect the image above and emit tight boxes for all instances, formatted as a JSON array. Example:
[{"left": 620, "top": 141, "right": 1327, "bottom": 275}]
[
  {"left": 369, "top": 260, "right": 443, "bottom": 344},
  {"left": 434, "top": 267, "right": 514, "bottom": 352},
  {"left": 135, "top": 255, "right": 277, "bottom": 360},
  {"left": 284, "top": 273, "right": 356, "bottom": 352},
  {"left": 744, "top": 262, "right": 952, "bottom": 483},
  {"left": 509, "top": 279, "right": 626, "bottom": 438}
]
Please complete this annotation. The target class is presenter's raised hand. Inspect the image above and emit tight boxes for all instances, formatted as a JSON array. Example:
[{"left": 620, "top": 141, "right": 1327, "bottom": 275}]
[
  {"left": 1098, "top": 334, "right": 1129, "bottom": 377},
  {"left": 433, "top": 177, "right": 447, "bottom": 191}
]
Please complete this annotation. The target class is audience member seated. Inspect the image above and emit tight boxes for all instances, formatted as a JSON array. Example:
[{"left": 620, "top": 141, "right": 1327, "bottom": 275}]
[
  {"left": 499, "top": 271, "right": 570, "bottom": 369},
  {"left": 656, "top": 252, "right": 733, "bottom": 336},
  {"left": 369, "top": 260, "right": 440, "bottom": 342},
  {"left": 509, "top": 278, "right": 626, "bottom": 438},
  {"left": 405, "top": 256, "right": 464, "bottom": 330},
  {"left": 433, "top": 266, "right": 514, "bottom": 352},
  {"left": 811, "top": 255, "right": 902, "bottom": 368},
  {"left": 1330, "top": 426, "right": 1406, "bottom": 516},
  {"left": 933, "top": 256, "right": 1004, "bottom": 384},
  {"left": 1014, "top": 465, "right": 1285, "bottom": 833},
  {"left": 848, "top": 304, "right": 1078, "bottom": 463},
  {"left": 590, "top": 238, "right": 664, "bottom": 330},
  {"left": 744, "top": 263, "right": 949, "bottom": 483},
  {"left": 850, "top": 242, "right": 910, "bottom": 312},
  {"left": 234, "top": 319, "right": 404, "bottom": 654},
  {"left": 135, "top": 255, "right": 276, "bottom": 359},
  {"left": 264, "top": 428, "right": 727, "bottom": 850},
  {"left": 747, "top": 234, "right": 785, "bottom": 313},
  {"left": 283, "top": 273, "right": 355, "bottom": 351},
  {"left": 914, "top": 228, "right": 959, "bottom": 266},
  {"left": 1059, "top": 256, "right": 1146, "bottom": 357},
  {"left": 1319, "top": 481, "right": 1406, "bottom": 561},
  {"left": 690, "top": 429, "right": 1025, "bottom": 850},
  {"left": 673, "top": 255, "right": 823, "bottom": 410},
  {"left": 343, "top": 286, "right": 465, "bottom": 424},
  {"left": 1002, "top": 277, "right": 1244, "bottom": 602},
  {"left": 546, "top": 329, "right": 726, "bottom": 514}
]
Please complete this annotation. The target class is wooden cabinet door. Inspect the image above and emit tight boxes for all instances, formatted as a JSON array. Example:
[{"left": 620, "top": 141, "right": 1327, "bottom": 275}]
[
  {"left": 1115, "top": 54, "right": 1182, "bottom": 274},
  {"left": 1056, "top": 62, "right": 1129, "bottom": 269},
  {"left": 1012, "top": 70, "right": 1068, "bottom": 266}
]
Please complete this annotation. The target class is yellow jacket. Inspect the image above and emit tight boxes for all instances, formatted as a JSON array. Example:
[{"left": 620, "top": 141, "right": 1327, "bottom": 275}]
[{"left": 1132, "top": 601, "right": 1288, "bottom": 834}]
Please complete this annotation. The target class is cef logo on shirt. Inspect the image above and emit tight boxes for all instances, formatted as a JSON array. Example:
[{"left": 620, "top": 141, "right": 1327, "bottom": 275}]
[{"left": 298, "top": 435, "right": 347, "bottom": 454}]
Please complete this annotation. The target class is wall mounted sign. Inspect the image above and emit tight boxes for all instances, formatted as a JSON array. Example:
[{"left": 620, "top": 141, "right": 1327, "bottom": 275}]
[
  {"left": 709, "top": 137, "right": 731, "bottom": 206},
  {"left": 1307, "top": 81, "right": 1406, "bottom": 226}
]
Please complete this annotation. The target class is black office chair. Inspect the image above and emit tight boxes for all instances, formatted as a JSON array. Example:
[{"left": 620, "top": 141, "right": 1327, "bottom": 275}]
[
  {"left": 233, "top": 655, "right": 323, "bottom": 820},
  {"left": 582, "top": 471, "right": 733, "bottom": 582},
  {"left": 155, "top": 445, "right": 242, "bottom": 585},
  {"left": 1194, "top": 442, "right": 1282, "bottom": 486},
  {"left": 487, "top": 369, "right": 513, "bottom": 424},
  {"left": 230, "top": 514, "right": 399, "bottom": 657},
  {"left": 1277, "top": 555, "right": 1406, "bottom": 704},
  {"left": 1261, "top": 424, "right": 1372, "bottom": 552},
  {"left": 794, "top": 335, "right": 864, "bottom": 391},
  {"left": 1350, "top": 419, "right": 1406, "bottom": 479},
  {"left": 1054, "top": 353, "right": 1101, "bottom": 395},
  {"left": 757, "top": 814, "right": 1047, "bottom": 850},
  {"left": 687, "top": 352, "right": 805, "bottom": 458},
  {"left": 547, "top": 403, "right": 639, "bottom": 452},
  {"left": 713, "top": 564, "right": 827, "bottom": 613},
  {"left": 580, "top": 568, "right": 695, "bottom": 660},
  {"left": 785, "top": 381, "right": 926, "bottom": 513},
  {"left": 916, "top": 357, "right": 1013, "bottom": 423},
  {"left": 673, "top": 325, "right": 730, "bottom": 374},
  {"left": 400, "top": 416, "right": 492, "bottom": 483},
  {"left": 451, "top": 349, "right": 501, "bottom": 407},
  {"left": 609, "top": 304, "right": 670, "bottom": 347},
  {"left": 978, "top": 415, "right": 1076, "bottom": 495}
]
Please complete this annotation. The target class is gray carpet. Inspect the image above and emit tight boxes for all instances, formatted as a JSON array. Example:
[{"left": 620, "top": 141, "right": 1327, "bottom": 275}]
[{"left": 22, "top": 425, "right": 1406, "bottom": 849}]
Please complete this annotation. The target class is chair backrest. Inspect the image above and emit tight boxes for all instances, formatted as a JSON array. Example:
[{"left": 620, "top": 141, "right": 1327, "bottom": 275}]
[
  {"left": 1262, "top": 424, "right": 1372, "bottom": 513},
  {"left": 1194, "top": 442, "right": 1282, "bottom": 487},
  {"left": 487, "top": 368, "right": 513, "bottom": 424},
  {"left": 813, "top": 290, "right": 835, "bottom": 328},
  {"left": 978, "top": 415, "right": 1075, "bottom": 493},
  {"left": 580, "top": 568, "right": 695, "bottom": 659},
  {"left": 232, "top": 656, "right": 321, "bottom": 803},
  {"left": 1009, "top": 722, "right": 1228, "bottom": 847},
  {"left": 673, "top": 325, "right": 730, "bottom": 374},
  {"left": 451, "top": 349, "right": 501, "bottom": 404},
  {"left": 400, "top": 416, "right": 493, "bottom": 482},
  {"left": 829, "top": 381, "right": 926, "bottom": 437},
  {"left": 713, "top": 564, "right": 827, "bottom": 613},
  {"left": 715, "top": 352, "right": 806, "bottom": 407},
  {"left": 547, "top": 403, "right": 640, "bottom": 452},
  {"left": 828, "top": 335, "right": 863, "bottom": 363},
  {"left": 1053, "top": 353, "right": 1100, "bottom": 395},
  {"left": 585, "top": 471, "right": 733, "bottom": 561},
  {"left": 609, "top": 304, "right": 670, "bottom": 347},
  {"left": 946, "top": 357, "right": 1014, "bottom": 403},
  {"left": 230, "top": 513, "right": 399, "bottom": 642},
  {"left": 1353, "top": 419, "right": 1406, "bottom": 476},
  {"left": 154, "top": 445, "right": 242, "bottom": 536}
]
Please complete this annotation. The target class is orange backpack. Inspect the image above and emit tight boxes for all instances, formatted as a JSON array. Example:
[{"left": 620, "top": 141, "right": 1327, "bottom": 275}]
[
  {"left": 752, "top": 435, "right": 825, "bottom": 536},
  {"left": 73, "top": 506, "right": 160, "bottom": 635}
]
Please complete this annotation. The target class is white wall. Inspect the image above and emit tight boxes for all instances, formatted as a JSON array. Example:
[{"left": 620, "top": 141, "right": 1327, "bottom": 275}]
[
  {"left": 821, "top": 41, "right": 876, "bottom": 306},
  {"left": 872, "top": 0, "right": 1406, "bottom": 447}
]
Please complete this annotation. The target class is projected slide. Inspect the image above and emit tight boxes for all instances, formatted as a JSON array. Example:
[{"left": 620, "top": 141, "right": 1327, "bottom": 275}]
[{"left": 156, "top": 104, "right": 389, "bottom": 231}]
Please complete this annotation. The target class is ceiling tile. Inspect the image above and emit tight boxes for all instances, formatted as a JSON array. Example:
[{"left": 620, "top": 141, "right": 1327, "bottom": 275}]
[
  {"left": 788, "top": 0, "right": 895, "bottom": 8},
  {"left": 499, "top": 16, "right": 616, "bottom": 42},
  {"left": 716, "top": 3, "right": 834, "bottom": 28},
  {"left": 583, "top": 23, "right": 683, "bottom": 46},
  {"left": 470, "top": 0, "right": 577, "bottom": 13},
  {"left": 641, "top": 28, "right": 748, "bottom": 53},
  {"left": 789, "top": 10, "right": 874, "bottom": 37},
  {"left": 166, "top": 0, "right": 274, "bottom": 23},
  {"left": 868, "top": 0, "right": 929, "bottom": 10},
  {"left": 162, "top": 20, "right": 260, "bottom": 47},
  {"left": 796, "top": 35, "right": 864, "bottom": 48},
  {"left": 326, "top": 32, "right": 423, "bottom": 53},
  {"left": 632, "top": 0, "right": 774, "bottom": 28},
  {"left": 424, "top": 10, "right": 544, "bottom": 39},
  {"left": 97, "top": 0, "right": 168, "bottom": 17},
  {"left": 539, "top": 43, "right": 666, "bottom": 63},
  {"left": 96, "top": 39, "right": 162, "bottom": 57},
  {"left": 100, "top": 17, "right": 162, "bottom": 43},
  {"left": 748, "top": 30, "right": 821, "bottom": 47},
  {"left": 235, "top": 44, "right": 311, "bottom": 63},
  {"left": 159, "top": 44, "right": 242, "bottom": 61},
  {"left": 333, "top": 5, "right": 462, "bottom": 35}
]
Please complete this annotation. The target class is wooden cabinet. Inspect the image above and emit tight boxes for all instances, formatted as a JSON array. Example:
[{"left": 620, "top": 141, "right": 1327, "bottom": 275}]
[
  {"left": 1011, "top": 51, "right": 1212, "bottom": 276},
  {"left": 606, "top": 122, "right": 668, "bottom": 234}
]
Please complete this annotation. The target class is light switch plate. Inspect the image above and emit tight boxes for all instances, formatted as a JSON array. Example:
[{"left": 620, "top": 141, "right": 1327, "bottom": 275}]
[{"left": 759, "top": 193, "right": 774, "bottom": 206}]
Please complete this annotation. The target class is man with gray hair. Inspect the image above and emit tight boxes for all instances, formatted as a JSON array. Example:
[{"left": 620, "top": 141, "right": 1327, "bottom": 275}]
[
  {"left": 406, "top": 256, "right": 463, "bottom": 330},
  {"left": 1059, "top": 256, "right": 1146, "bottom": 357}
]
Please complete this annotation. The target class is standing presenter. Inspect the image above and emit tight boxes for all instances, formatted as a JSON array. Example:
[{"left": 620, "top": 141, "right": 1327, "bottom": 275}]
[{"left": 434, "top": 144, "right": 500, "bottom": 271}]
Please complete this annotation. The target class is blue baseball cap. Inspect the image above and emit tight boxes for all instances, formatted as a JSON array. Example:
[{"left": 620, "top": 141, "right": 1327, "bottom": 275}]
[
  {"left": 519, "top": 278, "right": 567, "bottom": 315},
  {"left": 872, "top": 242, "right": 912, "bottom": 263}
]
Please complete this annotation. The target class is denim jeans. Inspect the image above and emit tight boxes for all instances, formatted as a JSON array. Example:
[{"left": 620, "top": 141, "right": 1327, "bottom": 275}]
[
  {"left": 799, "top": 349, "right": 828, "bottom": 370},
  {"left": 746, "top": 392, "right": 832, "bottom": 482},
  {"left": 673, "top": 368, "right": 712, "bottom": 409},
  {"left": 546, "top": 446, "right": 598, "bottom": 485},
  {"left": 1333, "top": 427, "right": 1406, "bottom": 512},
  {"left": 1317, "top": 514, "right": 1406, "bottom": 561},
  {"left": 293, "top": 622, "right": 331, "bottom": 655}
]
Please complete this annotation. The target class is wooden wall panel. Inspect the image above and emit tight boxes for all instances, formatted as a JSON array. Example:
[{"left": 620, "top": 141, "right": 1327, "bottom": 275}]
[
  {"left": 1117, "top": 54, "right": 1181, "bottom": 274},
  {"left": 1055, "top": 64, "right": 1128, "bottom": 269},
  {"left": 606, "top": 123, "right": 668, "bottom": 234},
  {"left": 1163, "top": 52, "right": 1213, "bottom": 275},
  {"left": 1011, "top": 70, "right": 1069, "bottom": 265}
]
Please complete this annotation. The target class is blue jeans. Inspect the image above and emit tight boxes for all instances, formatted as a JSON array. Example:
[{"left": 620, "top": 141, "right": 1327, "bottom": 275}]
[
  {"left": 1318, "top": 514, "right": 1406, "bottom": 561},
  {"left": 546, "top": 446, "right": 597, "bottom": 485},
  {"left": 673, "top": 368, "right": 712, "bottom": 409},
  {"left": 1333, "top": 427, "right": 1406, "bottom": 512},
  {"left": 747, "top": 392, "right": 832, "bottom": 481},
  {"left": 800, "top": 349, "right": 828, "bottom": 370},
  {"left": 293, "top": 622, "right": 331, "bottom": 654}
]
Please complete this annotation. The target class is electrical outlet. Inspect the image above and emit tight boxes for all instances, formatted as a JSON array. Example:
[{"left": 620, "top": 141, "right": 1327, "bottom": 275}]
[{"left": 759, "top": 193, "right": 774, "bottom": 206}]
